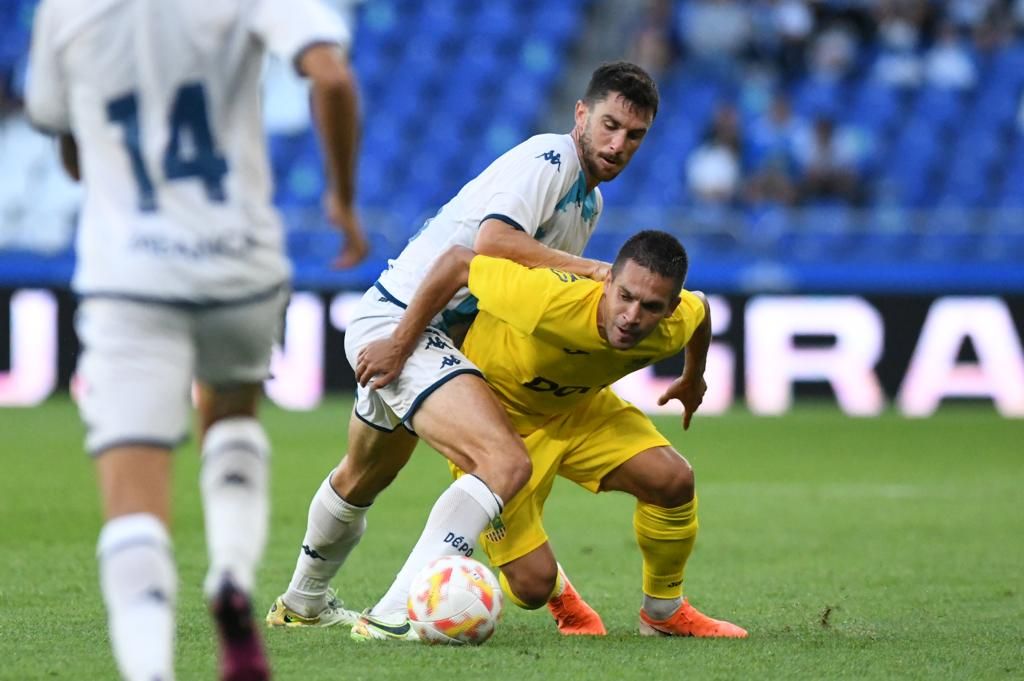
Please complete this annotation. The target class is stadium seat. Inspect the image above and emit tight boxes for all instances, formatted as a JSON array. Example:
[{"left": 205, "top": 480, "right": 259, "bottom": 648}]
[
  {"left": 912, "top": 87, "right": 966, "bottom": 132},
  {"left": 848, "top": 80, "right": 907, "bottom": 135}
]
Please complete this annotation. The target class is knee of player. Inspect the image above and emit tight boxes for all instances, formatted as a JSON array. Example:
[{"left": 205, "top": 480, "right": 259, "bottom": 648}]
[
  {"left": 197, "top": 384, "right": 261, "bottom": 438},
  {"left": 653, "top": 456, "right": 695, "bottom": 508},
  {"left": 505, "top": 446, "right": 532, "bottom": 493},
  {"left": 477, "top": 439, "right": 532, "bottom": 498}
]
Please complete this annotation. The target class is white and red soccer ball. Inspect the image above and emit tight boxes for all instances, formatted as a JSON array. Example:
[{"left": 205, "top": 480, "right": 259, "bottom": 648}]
[{"left": 407, "top": 555, "right": 504, "bottom": 645}]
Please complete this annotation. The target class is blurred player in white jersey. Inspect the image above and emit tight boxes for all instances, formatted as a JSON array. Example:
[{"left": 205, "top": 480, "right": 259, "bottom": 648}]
[
  {"left": 26, "top": 1, "right": 363, "bottom": 679},
  {"left": 266, "top": 62, "right": 659, "bottom": 641}
]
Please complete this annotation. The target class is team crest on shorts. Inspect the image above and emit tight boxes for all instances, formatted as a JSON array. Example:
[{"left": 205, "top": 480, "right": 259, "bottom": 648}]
[{"left": 485, "top": 515, "right": 507, "bottom": 543}]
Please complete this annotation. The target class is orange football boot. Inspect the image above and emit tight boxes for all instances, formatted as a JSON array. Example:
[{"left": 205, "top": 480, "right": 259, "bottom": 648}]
[
  {"left": 639, "top": 598, "right": 748, "bottom": 638},
  {"left": 547, "top": 578, "right": 607, "bottom": 636}
]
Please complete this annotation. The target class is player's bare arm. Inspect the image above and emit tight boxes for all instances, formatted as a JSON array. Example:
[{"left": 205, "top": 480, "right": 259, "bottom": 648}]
[
  {"left": 476, "top": 218, "right": 610, "bottom": 281},
  {"left": 300, "top": 44, "right": 368, "bottom": 267},
  {"left": 657, "top": 292, "right": 711, "bottom": 430},
  {"left": 355, "top": 245, "right": 475, "bottom": 387}
]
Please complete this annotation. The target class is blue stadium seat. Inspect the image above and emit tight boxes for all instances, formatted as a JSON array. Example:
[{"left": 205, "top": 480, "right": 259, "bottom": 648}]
[
  {"left": 790, "top": 77, "right": 844, "bottom": 120},
  {"left": 359, "top": 1, "right": 399, "bottom": 38},
  {"left": 777, "top": 207, "right": 856, "bottom": 261},
  {"left": 530, "top": 4, "right": 580, "bottom": 44},
  {"left": 481, "top": 117, "right": 530, "bottom": 158},
  {"left": 986, "top": 42, "right": 1024, "bottom": 92},
  {"left": 912, "top": 87, "right": 966, "bottom": 131},
  {"left": 858, "top": 231, "right": 918, "bottom": 261},
  {"left": 980, "top": 210, "right": 1024, "bottom": 261},
  {"left": 519, "top": 38, "right": 562, "bottom": 85},
  {"left": 848, "top": 80, "right": 907, "bottom": 134}
]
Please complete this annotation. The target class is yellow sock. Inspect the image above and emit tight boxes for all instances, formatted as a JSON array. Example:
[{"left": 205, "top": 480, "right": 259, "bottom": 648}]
[{"left": 633, "top": 496, "right": 698, "bottom": 599}]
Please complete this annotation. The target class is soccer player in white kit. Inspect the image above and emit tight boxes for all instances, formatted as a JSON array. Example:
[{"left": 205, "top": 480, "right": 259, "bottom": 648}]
[
  {"left": 26, "top": 1, "right": 364, "bottom": 679},
  {"left": 266, "top": 62, "right": 659, "bottom": 641}
]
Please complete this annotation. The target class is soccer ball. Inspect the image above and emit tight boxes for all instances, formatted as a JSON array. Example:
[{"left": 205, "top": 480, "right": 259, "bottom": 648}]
[{"left": 407, "top": 555, "right": 504, "bottom": 645}]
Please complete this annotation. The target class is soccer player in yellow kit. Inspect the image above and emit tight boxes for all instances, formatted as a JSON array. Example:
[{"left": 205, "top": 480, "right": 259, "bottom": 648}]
[{"left": 357, "top": 230, "right": 746, "bottom": 638}]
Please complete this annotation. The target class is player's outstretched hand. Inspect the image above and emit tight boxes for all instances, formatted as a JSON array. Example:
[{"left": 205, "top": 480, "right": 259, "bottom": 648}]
[
  {"left": 324, "top": 192, "right": 369, "bottom": 268},
  {"left": 657, "top": 375, "right": 707, "bottom": 430},
  {"left": 355, "top": 337, "right": 409, "bottom": 389}
]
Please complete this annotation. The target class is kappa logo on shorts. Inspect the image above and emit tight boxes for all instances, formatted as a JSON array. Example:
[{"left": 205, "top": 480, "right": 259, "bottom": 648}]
[
  {"left": 426, "top": 335, "right": 451, "bottom": 351},
  {"left": 440, "top": 354, "right": 461, "bottom": 368}
]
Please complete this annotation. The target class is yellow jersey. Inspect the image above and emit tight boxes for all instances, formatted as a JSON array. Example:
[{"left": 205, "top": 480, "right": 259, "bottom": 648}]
[{"left": 463, "top": 255, "right": 706, "bottom": 434}]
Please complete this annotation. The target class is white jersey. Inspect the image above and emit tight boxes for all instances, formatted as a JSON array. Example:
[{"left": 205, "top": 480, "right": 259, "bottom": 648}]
[
  {"left": 375, "top": 133, "right": 603, "bottom": 327},
  {"left": 25, "top": 0, "right": 349, "bottom": 302}
]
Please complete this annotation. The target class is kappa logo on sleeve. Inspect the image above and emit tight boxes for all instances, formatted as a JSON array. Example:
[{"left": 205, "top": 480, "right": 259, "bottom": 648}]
[{"left": 536, "top": 150, "right": 562, "bottom": 171}]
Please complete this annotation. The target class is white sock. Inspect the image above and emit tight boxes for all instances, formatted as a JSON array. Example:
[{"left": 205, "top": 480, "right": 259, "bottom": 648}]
[
  {"left": 200, "top": 417, "right": 270, "bottom": 597},
  {"left": 98, "top": 513, "right": 177, "bottom": 681},
  {"left": 643, "top": 595, "right": 682, "bottom": 620},
  {"left": 370, "top": 475, "right": 502, "bottom": 622},
  {"left": 283, "top": 473, "right": 369, "bottom": 616}
]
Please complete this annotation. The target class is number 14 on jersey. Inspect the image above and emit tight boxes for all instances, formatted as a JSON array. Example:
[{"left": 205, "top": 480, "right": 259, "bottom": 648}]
[{"left": 106, "top": 82, "right": 228, "bottom": 212}]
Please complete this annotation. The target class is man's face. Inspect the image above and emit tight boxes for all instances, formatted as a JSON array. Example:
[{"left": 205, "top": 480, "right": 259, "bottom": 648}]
[
  {"left": 574, "top": 93, "right": 653, "bottom": 184},
  {"left": 598, "top": 260, "right": 680, "bottom": 350}
]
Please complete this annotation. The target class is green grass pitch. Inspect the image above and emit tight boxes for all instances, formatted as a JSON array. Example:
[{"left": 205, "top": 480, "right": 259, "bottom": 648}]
[{"left": 1, "top": 397, "right": 1021, "bottom": 680}]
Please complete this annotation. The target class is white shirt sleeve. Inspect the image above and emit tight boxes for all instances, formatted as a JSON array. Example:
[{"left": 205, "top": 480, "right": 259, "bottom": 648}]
[
  {"left": 484, "top": 143, "right": 577, "bottom": 237},
  {"left": 25, "top": 0, "right": 71, "bottom": 134},
  {"left": 248, "top": 0, "right": 351, "bottom": 73}
]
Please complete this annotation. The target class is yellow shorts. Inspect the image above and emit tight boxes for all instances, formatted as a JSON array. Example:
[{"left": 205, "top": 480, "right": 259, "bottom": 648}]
[{"left": 453, "top": 389, "right": 671, "bottom": 566}]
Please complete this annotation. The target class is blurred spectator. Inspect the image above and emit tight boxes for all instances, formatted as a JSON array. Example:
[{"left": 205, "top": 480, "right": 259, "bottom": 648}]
[
  {"left": 971, "top": 5, "right": 1011, "bottom": 58},
  {"left": 744, "top": 92, "right": 800, "bottom": 206},
  {"left": 924, "top": 22, "right": 977, "bottom": 90},
  {"left": 686, "top": 104, "right": 743, "bottom": 204},
  {"left": 947, "top": 0, "right": 998, "bottom": 29},
  {"left": 773, "top": 0, "right": 815, "bottom": 83},
  {"left": 745, "top": 92, "right": 800, "bottom": 171},
  {"left": 628, "top": 0, "right": 679, "bottom": 79},
  {"left": 807, "top": 23, "right": 858, "bottom": 82},
  {"left": 745, "top": 159, "right": 798, "bottom": 206},
  {"left": 792, "top": 115, "right": 865, "bottom": 204},
  {"left": 870, "top": 1, "right": 925, "bottom": 88},
  {"left": 1014, "top": 0, "right": 1024, "bottom": 29},
  {"left": 678, "top": 0, "right": 751, "bottom": 81},
  {"left": 0, "top": 86, "right": 80, "bottom": 252}
]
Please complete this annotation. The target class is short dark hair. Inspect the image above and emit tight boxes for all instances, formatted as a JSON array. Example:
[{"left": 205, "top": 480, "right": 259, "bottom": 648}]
[
  {"left": 583, "top": 61, "right": 659, "bottom": 119},
  {"left": 611, "top": 230, "right": 688, "bottom": 296}
]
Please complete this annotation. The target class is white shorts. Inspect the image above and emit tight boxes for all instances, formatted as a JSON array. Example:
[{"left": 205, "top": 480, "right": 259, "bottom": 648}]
[
  {"left": 345, "top": 284, "right": 482, "bottom": 433},
  {"left": 75, "top": 289, "right": 288, "bottom": 455}
]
